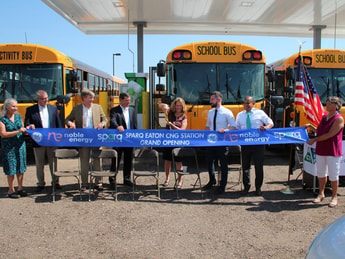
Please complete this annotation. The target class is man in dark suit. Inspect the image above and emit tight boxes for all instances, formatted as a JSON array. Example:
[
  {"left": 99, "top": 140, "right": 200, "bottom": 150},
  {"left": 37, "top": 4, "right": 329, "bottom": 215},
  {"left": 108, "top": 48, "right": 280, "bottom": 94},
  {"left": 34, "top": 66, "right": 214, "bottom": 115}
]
[
  {"left": 25, "top": 90, "right": 63, "bottom": 192},
  {"left": 109, "top": 92, "right": 137, "bottom": 187}
]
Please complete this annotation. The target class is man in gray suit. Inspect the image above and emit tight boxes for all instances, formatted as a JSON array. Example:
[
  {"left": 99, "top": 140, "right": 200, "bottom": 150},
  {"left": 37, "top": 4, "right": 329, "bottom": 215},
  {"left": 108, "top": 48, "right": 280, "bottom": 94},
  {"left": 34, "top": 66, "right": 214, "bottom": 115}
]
[
  {"left": 25, "top": 90, "right": 63, "bottom": 192},
  {"left": 65, "top": 89, "right": 108, "bottom": 191}
]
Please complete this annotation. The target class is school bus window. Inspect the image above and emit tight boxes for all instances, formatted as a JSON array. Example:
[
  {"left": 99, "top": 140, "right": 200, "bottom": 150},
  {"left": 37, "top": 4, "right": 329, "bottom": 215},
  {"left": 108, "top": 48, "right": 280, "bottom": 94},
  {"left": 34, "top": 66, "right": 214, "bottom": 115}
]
[
  {"left": 83, "top": 71, "right": 88, "bottom": 90},
  {"left": 89, "top": 74, "right": 95, "bottom": 90},
  {"left": 77, "top": 69, "right": 82, "bottom": 82},
  {"left": 95, "top": 75, "right": 99, "bottom": 92},
  {"left": 41, "top": 78, "right": 47, "bottom": 85},
  {"left": 100, "top": 77, "right": 103, "bottom": 91}
]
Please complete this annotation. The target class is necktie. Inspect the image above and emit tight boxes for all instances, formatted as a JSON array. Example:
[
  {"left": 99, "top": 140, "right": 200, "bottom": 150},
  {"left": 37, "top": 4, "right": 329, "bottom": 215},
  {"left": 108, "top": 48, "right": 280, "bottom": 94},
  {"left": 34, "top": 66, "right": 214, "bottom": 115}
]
[
  {"left": 246, "top": 112, "right": 251, "bottom": 129},
  {"left": 213, "top": 109, "right": 217, "bottom": 131}
]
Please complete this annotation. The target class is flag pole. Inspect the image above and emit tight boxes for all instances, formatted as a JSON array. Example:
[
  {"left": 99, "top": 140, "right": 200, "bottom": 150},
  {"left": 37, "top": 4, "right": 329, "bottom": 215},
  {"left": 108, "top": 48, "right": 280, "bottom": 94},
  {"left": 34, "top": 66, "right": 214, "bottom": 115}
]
[{"left": 281, "top": 41, "right": 305, "bottom": 195}]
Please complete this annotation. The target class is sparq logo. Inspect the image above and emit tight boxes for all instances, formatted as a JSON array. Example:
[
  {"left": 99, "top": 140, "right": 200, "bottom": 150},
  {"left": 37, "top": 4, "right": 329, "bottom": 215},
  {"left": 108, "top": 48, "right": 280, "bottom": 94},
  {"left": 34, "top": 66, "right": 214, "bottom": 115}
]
[
  {"left": 97, "top": 133, "right": 123, "bottom": 142},
  {"left": 274, "top": 131, "right": 302, "bottom": 140}
]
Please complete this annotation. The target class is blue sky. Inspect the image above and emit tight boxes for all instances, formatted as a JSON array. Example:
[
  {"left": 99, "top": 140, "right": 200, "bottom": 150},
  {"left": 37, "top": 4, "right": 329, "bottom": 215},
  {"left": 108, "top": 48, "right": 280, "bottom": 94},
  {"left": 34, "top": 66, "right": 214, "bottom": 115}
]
[{"left": 2, "top": 0, "right": 345, "bottom": 80}]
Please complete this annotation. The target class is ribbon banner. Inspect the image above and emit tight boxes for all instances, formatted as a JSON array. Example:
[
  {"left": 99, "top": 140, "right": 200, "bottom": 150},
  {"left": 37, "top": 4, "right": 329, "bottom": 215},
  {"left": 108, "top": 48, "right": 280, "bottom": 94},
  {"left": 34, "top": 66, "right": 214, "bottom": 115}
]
[{"left": 27, "top": 127, "right": 308, "bottom": 148}]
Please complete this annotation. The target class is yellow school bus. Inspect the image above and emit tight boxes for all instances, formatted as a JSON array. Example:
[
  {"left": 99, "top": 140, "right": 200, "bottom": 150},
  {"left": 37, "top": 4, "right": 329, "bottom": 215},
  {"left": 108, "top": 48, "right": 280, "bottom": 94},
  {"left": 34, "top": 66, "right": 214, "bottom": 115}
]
[
  {"left": 267, "top": 49, "right": 345, "bottom": 128},
  {"left": 157, "top": 41, "right": 266, "bottom": 129},
  {"left": 0, "top": 43, "right": 124, "bottom": 121}
]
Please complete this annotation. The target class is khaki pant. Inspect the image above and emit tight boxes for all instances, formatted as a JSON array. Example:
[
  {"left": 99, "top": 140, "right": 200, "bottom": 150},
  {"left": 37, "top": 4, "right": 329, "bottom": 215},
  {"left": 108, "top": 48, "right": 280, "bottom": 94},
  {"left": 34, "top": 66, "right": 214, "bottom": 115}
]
[{"left": 34, "top": 146, "right": 57, "bottom": 187}]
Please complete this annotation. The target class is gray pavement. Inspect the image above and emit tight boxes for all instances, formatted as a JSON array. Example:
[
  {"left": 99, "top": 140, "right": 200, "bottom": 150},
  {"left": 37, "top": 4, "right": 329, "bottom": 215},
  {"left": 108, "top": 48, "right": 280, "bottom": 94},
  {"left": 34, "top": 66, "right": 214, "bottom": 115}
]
[{"left": 0, "top": 147, "right": 344, "bottom": 258}]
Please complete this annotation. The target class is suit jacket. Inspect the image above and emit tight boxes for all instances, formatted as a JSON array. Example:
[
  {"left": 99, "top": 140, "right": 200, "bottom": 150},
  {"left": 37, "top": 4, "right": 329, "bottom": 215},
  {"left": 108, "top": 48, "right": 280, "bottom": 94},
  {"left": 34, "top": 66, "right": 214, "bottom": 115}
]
[
  {"left": 65, "top": 103, "right": 108, "bottom": 128},
  {"left": 25, "top": 103, "right": 63, "bottom": 147},
  {"left": 109, "top": 105, "right": 137, "bottom": 130},
  {"left": 25, "top": 104, "right": 62, "bottom": 128}
]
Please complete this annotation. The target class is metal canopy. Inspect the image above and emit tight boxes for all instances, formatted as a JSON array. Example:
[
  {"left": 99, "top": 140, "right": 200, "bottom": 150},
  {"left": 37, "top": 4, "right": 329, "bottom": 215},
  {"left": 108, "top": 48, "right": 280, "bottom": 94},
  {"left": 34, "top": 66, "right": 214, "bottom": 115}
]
[
  {"left": 42, "top": 0, "right": 345, "bottom": 72},
  {"left": 42, "top": 0, "right": 345, "bottom": 37}
]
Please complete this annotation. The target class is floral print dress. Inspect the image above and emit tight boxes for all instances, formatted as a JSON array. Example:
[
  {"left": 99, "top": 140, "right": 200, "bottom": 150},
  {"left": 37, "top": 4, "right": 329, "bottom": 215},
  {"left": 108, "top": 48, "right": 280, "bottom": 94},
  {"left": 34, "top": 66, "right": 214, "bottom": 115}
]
[{"left": 0, "top": 114, "right": 26, "bottom": 175}]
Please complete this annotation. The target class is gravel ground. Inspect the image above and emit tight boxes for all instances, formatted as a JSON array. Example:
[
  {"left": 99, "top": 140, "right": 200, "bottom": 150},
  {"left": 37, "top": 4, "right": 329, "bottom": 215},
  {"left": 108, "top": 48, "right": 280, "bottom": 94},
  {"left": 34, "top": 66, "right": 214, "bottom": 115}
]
[{"left": 0, "top": 148, "right": 344, "bottom": 259}]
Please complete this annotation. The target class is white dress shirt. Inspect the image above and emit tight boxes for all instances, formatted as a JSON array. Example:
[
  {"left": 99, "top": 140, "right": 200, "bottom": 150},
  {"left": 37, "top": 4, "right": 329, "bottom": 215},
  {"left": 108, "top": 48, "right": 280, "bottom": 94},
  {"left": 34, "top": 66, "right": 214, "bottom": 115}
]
[
  {"left": 82, "top": 104, "right": 94, "bottom": 128},
  {"left": 206, "top": 105, "right": 236, "bottom": 130},
  {"left": 39, "top": 105, "right": 49, "bottom": 128},
  {"left": 121, "top": 105, "right": 130, "bottom": 129},
  {"left": 236, "top": 108, "right": 273, "bottom": 129}
]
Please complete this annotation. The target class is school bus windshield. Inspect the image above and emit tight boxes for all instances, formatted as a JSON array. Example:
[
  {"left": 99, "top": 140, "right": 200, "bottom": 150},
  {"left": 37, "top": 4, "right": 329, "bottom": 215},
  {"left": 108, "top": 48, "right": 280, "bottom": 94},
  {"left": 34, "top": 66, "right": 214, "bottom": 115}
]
[
  {"left": 300, "top": 67, "right": 345, "bottom": 104},
  {"left": 0, "top": 64, "right": 63, "bottom": 103},
  {"left": 167, "top": 62, "right": 265, "bottom": 104}
]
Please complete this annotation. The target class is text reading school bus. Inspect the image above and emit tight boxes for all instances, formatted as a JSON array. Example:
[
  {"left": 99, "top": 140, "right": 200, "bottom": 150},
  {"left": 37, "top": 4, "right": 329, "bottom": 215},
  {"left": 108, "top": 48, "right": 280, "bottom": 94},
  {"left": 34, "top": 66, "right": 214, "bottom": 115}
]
[
  {"left": 153, "top": 41, "right": 266, "bottom": 130},
  {"left": 267, "top": 49, "right": 345, "bottom": 128}
]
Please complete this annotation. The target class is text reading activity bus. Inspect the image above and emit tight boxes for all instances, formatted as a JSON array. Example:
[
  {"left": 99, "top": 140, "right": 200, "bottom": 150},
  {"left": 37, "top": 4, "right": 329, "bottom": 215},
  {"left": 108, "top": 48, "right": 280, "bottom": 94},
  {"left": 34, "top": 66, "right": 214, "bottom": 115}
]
[
  {"left": 151, "top": 41, "right": 266, "bottom": 130},
  {"left": 267, "top": 49, "right": 345, "bottom": 128},
  {"left": 0, "top": 43, "right": 124, "bottom": 122}
]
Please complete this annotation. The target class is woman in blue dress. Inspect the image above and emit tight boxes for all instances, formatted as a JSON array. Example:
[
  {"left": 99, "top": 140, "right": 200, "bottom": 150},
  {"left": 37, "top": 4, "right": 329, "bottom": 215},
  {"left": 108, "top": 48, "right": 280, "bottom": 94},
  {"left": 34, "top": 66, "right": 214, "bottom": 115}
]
[{"left": 0, "top": 98, "right": 28, "bottom": 198}]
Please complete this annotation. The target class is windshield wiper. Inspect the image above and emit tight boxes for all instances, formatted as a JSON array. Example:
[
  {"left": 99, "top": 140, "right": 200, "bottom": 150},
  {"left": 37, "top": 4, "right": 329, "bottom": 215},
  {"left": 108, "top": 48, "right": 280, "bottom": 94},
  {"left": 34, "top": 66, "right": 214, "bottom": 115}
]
[
  {"left": 225, "top": 72, "right": 240, "bottom": 102},
  {"left": 319, "top": 76, "right": 330, "bottom": 100}
]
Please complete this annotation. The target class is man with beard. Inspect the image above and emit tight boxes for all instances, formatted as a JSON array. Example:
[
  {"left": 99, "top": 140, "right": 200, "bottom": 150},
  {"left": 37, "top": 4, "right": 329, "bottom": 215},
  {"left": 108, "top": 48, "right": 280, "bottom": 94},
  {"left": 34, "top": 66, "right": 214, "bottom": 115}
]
[{"left": 203, "top": 91, "right": 236, "bottom": 194}]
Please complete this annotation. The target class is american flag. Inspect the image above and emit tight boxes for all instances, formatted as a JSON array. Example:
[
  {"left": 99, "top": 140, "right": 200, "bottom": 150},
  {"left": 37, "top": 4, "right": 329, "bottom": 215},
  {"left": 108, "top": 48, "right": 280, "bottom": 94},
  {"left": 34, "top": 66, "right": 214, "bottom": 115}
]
[{"left": 294, "top": 56, "right": 324, "bottom": 126}]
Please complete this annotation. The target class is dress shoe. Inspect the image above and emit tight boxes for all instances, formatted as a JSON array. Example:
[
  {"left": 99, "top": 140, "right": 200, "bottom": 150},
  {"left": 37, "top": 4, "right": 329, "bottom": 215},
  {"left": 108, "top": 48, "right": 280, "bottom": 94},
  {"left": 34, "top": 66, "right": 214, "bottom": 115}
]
[
  {"left": 124, "top": 180, "right": 134, "bottom": 187},
  {"left": 36, "top": 186, "right": 45, "bottom": 193},
  {"left": 255, "top": 189, "right": 262, "bottom": 196},
  {"left": 95, "top": 184, "right": 104, "bottom": 191},
  {"left": 241, "top": 186, "right": 250, "bottom": 196},
  {"left": 8, "top": 192, "right": 20, "bottom": 198},
  {"left": 17, "top": 190, "right": 28, "bottom": 197},
  {"left": 109, "top": 182, "right": 115, "bottom": 190},
  {"left": 215, "top": 187, "right": 225, "bottom": 195},
  {"left": 202, "top": 179, "right": 216, "bottom": 190}
]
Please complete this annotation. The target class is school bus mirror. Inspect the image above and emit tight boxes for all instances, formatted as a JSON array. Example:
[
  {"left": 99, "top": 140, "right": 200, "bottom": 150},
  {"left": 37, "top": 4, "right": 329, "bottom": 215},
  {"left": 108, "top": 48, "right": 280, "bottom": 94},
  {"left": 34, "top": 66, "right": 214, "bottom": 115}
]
[
  {"left": 267, "top": 70, "right": 275, "bottom": 82},
  {"left": 284, "top": 85, "right": 294, "bottom": 94},
  {"left": 67, "top": 70, "right": 79, "bottom": 81},
  {"left": 286, "top": 67, "right": 295, "bottom": 81},
  {"left": 156, "top": 83, "right": 165, "bottom": 92},
  {"left": 69, "top": 84, "right": 79, "bottom": 94},
  {"left": 161, "top": 95, "right": 172, "bottom": 105},
  {"left": 56, "top": 95, "right": 71, "bottom": 105},
  {"left": 270, "top": 96, "right": 284, "bottom": 107},
  {"left": 157, "top": 61, "right": 165, "bottom": 77}
]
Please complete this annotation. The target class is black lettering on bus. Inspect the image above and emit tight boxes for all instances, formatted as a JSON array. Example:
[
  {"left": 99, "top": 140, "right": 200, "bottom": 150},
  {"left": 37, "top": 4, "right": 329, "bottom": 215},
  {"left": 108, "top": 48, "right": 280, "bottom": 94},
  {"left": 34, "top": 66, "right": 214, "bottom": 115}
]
[
  {"left": 338, "top": 55, "right": 345, "bottom": 63},
  {"left": 316, "top": 54, "right": 336, "bottom": 63},
  {"left": 197, "top": 45, "right": 222, "bottom": 55},
  {"left": 21, "top": 51, "right": 32, "bottom": 60},
  {"left": 223, "top": 46, "right": 236, "bottom": 55},
  {"left": 0, "top": 51, "right": 20, "bottom": 61}
]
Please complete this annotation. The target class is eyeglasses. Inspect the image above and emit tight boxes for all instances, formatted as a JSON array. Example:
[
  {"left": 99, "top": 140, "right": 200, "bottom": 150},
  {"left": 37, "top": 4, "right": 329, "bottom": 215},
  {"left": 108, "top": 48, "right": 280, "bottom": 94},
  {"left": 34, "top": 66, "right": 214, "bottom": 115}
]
[
  {"left": 243, "top": 102, "right": 252, "bottom": 105},
  {"left": 38, "top": 97, "right": 48, "bottom": 100}
]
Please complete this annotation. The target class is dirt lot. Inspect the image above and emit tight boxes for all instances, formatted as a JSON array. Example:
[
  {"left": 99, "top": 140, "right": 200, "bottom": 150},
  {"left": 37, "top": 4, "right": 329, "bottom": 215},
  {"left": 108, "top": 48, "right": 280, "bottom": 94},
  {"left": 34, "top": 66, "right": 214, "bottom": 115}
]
[{"left": 0, "top": 148, "right": 344, "bottom": 259}]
